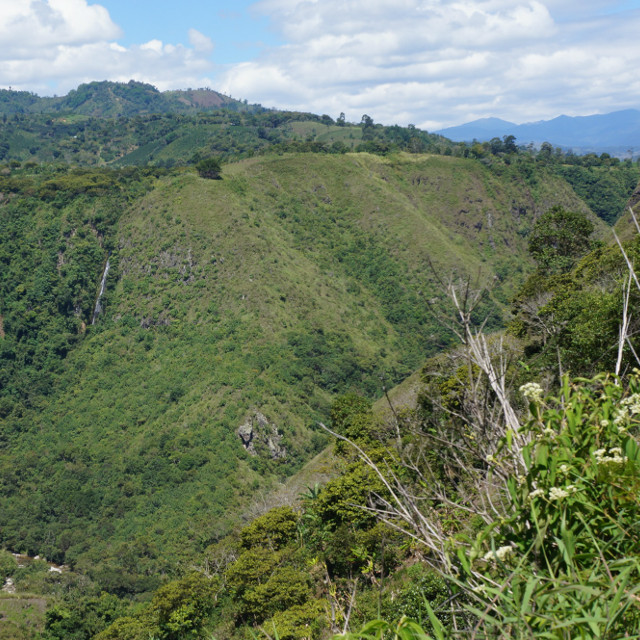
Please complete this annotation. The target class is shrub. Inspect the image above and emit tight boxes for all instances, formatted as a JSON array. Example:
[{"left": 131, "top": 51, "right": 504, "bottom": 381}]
[
  {"left": 268, "top": 600, "right": 327, "bottom": 640},
  {"left": 0, "top": 549, "right": 17, "bottom": 581},
  {"left": 195, "top": 157, "right": 222, "bottom": 179},
  {"left": 239, "top": 505, "right": 299, "bottom": 551}
]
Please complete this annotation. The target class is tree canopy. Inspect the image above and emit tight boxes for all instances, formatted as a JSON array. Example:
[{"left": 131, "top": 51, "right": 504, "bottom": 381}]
[
  {"left": 528, "top": 206, "right": 597, "bottom": 274},
  {"left": 196, "top": 157, "right": 222, "bottom": 179}
]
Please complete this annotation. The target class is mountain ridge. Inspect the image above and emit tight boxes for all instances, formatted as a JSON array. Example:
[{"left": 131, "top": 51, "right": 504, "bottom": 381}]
[
  {"left": 0, "top": 80, "right": 263, "bottom": 117},
  {"left": 436, "top": 109, "right": 640, "bottom": 156},
  {"left": 1, "top": 80, "right": 640, "bottom": 639}
]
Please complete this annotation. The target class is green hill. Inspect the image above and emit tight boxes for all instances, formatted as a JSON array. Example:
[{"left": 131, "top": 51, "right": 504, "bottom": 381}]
[
  {"left": 0, "top": 108, "right": 451, "bottom": 168},
  {"left": 0, "top": 81, "right": 251, "bottom": 117},
  {"left": 1, "top": 79, "right": 640, "bottom": 640},
  {"left": 0, "top": 151, "right": 604, "bottom": 589}
]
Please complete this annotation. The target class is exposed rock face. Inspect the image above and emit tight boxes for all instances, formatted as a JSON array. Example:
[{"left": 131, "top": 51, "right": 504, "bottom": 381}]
[{"left": 237, "top": 411, "right": 286, "bottom": 459}]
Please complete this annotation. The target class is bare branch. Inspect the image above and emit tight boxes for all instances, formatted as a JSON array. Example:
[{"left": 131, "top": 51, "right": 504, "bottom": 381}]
[
  {"left": 613, "top": 229, "right": 640, "bottom": 293},
  {"left": 629, "top": 206, "right": 640, "bottom": 236},
  {"left": 616, "top": 275, "right": 632, "bottom": 377}
]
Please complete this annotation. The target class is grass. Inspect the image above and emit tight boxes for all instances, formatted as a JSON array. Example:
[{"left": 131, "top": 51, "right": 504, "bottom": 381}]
[{"left": 0, "top": 594, "right": 47, "bottom": 640}]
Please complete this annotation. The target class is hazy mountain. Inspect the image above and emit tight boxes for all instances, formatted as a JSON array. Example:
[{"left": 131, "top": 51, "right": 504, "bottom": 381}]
[{"left": 436, "top": 109, "right": 640, "bottom": 156}]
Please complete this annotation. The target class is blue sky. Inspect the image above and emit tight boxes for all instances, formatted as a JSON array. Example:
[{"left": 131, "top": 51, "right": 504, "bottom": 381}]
[
  {"left": 96, "top": 0, "right": 282, "bottom": 64},
  {"left": 1, "top": 1, "right": 640, "bottom": 129}
]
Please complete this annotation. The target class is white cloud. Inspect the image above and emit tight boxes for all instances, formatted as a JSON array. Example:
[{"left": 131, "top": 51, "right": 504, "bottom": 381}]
[
  {"left": 189, "top": 29, "right": 215, "bottom": 53},
  {"left": 219, "top": 0, "right": 640, "bottom": 128},
  {"left": 2, "top": 0, "right": 639, "bottom": 129},
  {"left": 0, "top": 0, "right": 120, "bottom": 52},
  {"left": 0, "top": 0, "right": 215, "bottom": 94},
  {"left": 140, "top": 39, "right": 164, "bottom": 53}
]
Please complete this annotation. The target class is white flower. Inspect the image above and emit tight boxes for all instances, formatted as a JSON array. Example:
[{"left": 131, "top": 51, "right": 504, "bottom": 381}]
[
  {"left": 614, "top": 407, "right": 629, "bottom": 426},
  {"left": 622, "top": 393, "right": 640, "bottom": 415},
  {"left": 483, "top": 546, "right": 514, "bottom": 563},
  {"left": 520, "top": 382, "right": 544, "bottom": 403},
  {"left": 594, "top": 447, "right": 627, "bottom": 466},
  {"left": 528, "top": 488, "right": 545, "bottom": 500},
  {"left": 558, "top": 464, "right": 570, "bottom": 474},
  {"left": 495, "top": 546, "right": 514, "bottom": 561},
  {"left": 548, "top": 487, "right": 570, "bottom": 501},
  {"left": 600, "top": 419, "right": 610, "bottom": 428}
]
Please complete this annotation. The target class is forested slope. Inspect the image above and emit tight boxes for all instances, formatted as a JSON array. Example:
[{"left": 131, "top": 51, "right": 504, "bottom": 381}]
[{"left": 0, "top": 152, "right": 602, "bottom": 586}]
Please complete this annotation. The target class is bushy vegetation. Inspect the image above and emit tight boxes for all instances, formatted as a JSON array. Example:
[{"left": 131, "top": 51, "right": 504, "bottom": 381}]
[
  {"left": 461, "top": 374, "right": 640, "bottom": 637},
  {"left": 340, "top": 236, "right": 640, "bottom": 638}
]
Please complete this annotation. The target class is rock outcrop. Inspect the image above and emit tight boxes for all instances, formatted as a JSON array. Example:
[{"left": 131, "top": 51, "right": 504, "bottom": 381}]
[{"left": 237, "top": 411, "right": 286, "bottom": 459}]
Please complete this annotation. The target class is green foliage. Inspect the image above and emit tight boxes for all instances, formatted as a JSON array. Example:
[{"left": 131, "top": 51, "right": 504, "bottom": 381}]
[
  {"left": 224, "top": 541, "right": 313, "bottom": 625},
  {"left": 467, "top": 373, "right": 640, "bottom": 636},
  {"left": 226, "top": 548, "right": 282, "bottom": 600},
  {"left": 267, "top": 600, "right": 326, "bottom": 640},
  {"left": 0, "top": 95, "right": 455, "bottom": 166},
  {"left": 511, "top": 236, "right": 640, "bottom": 377},
  {"left": 432, "top": 364, "right": 479, "bottom": 415},
  {"left": 240, "top": 506, "right": 299, "bottom": 551},
  {"left": 528, "top": 206, "right": 597, "bottom": 275},
  {"left": 0, "top": 550, "right": 18, "bottom": 580},
  {"left": 96, "top": 573, "right": 217, "bottom": 640},
  {"left": 0, "top": 164, "right": 160, "bottom": 411},
  {"left": 93, "top": 616, "right": 149, "bottom": 640},
  {"left": 0, "top": 81, "right": 254, "bottom": 118},
  {"left": 44, "top": 592, "right": 128, "bottom": 640},
  {"left": 330, "top": 394, "right": 375, "bottom": 455},
  {"left": 311, "top": 464, "right": 381, "bottom": 533},
  {"left": 195, "top": 157, "right": 222, "bottom": 180},
  {"left": 485, "top": 144, "right": 640, "bottom": 225},
  {"left": 554, "top": 161, "right": 640, "bottom": 224},
  {"left": 392, "top": 565, "right": 449, "bottom": 628},
  {"left": 0, "top": 594, "right": 48, "bottom": 640},
  {"left": 339, "top": 613, "right": 443, "bottom": 640},
  {"left": 488, "top": 374, "right": 640, "bottom": 570},
  {"left": 331, "top": 394, "right": 372, "bottom": 438},
  {"left": 242, "top": 566, "right": 311, "bottom": 622},
  {"left": 145, "top": 573, "right": 217, "bottom": 640},
  {"left": 1, "top": 129, "right": 633, "bottom": 640},
  {"left": 0, "top": 152, "right": 559, "bottom": 584}
]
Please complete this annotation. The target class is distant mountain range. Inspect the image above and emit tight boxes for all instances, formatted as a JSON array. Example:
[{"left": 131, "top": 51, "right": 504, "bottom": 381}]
[{"left": 436, "top": 110, "right": 640, "bottom": 157}]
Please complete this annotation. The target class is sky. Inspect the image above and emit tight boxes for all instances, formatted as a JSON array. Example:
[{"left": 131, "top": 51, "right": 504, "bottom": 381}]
[{"left": 1, "top": 0, "right": 640, "bottom": 129}]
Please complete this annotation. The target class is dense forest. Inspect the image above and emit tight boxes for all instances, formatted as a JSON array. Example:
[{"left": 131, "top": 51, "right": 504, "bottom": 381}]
[{"left": 1, "top": 81, "right": 640, "bottom": 639}]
